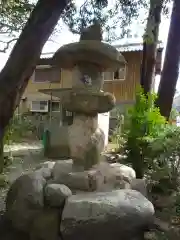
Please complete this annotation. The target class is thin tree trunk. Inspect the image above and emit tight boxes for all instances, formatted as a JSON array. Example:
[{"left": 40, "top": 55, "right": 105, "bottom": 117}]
[
  {"left": 0, "top": 0, "right": 69, "bottom": 172},
  {"left": 156, "top": 0, "right": 180, "bottom": 119},
  {"left": 135, "top": 0, "right": 163, "bottom": 179},
  {"left": 140, "top": 0, "right": 163, "bottom": 94},
  {"left": 0, "top": 129, "right": 5, "bottom": 173}
]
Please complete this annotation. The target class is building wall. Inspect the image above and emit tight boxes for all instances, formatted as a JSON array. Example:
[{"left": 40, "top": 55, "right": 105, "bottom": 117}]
[
  {"left": 103, "top": 51, "right": 141, "bottom": 102},
  {"left": 21, "top": 69, "right": 73, "bottom": 112}
]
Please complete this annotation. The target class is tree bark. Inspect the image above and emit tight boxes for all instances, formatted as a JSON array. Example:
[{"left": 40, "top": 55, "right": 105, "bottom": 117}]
[
  {"left": 0, "top": 0, "right": 69, "bottom": 172},
  {"left": 140, "top": 0, "right": 163, "bottom": 94},
  {"left": 156, "top": 0, "right": 180, "bottom": 119}
]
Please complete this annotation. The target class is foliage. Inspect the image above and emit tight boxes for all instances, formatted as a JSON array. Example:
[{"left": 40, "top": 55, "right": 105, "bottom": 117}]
[
  {"left": 113, "top": 87, "right": 180, "bottom": 195},
  {"left": 3, "top": 114, "right": 37, "bottom": 145},
  {"left": 0, "top": 174, "right": 9, "bottom": 189},
  {"left": 147, "top": 125, "right": 180, "bottom": 194},
  {"left": 110, "top": 113, "right": 126, "bottom": 151},
  {"left": 0, "top": 0, "right": 34, "bottom": 33},
  {"left": 0, "top": 0, "right": 34, "bottom": 51},
  {"left": 0, "top": 173, "right": 9, "bottom": 188},
  {"left": 63, "top": 0, "right": 172, "bottom": 41},
  {"left": 121, "top": 87, "right": 167, "bottom": 178},
  {"left": 63, "top": 0, "right": 148, "bottom": 41},
  {"left": 169, "top": 107, "right": 179, "bottom": 121},
  {"left": 0, "top": 0, "right": 172, "bottom": 52}
]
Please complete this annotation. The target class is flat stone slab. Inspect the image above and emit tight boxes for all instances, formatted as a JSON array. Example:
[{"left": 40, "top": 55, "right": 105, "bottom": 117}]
[
  {"left": 53, "top": 41, "right": 126, "bottom": 71},
  {"left": 61, "top": 90, "right": 115, "bottom": 114}
]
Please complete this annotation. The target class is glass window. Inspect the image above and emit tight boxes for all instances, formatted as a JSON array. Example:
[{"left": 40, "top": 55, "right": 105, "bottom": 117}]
[{"left": 34, "top": 67, "right": 60, "bottom": 83}]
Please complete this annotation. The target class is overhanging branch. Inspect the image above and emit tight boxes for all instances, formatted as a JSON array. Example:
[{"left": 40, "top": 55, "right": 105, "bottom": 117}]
[{"left": 0, "top": 38, "right": 18, "bottom": 53}]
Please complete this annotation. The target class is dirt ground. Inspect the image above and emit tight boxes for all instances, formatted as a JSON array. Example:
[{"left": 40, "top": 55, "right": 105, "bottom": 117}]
[{"left": 0, "top": 144, "right": 46, "bottom": 211}]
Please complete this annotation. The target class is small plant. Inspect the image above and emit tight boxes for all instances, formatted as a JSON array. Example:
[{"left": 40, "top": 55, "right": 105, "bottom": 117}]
[
  {"left": 110, "top": 113, "right": 126, "bottom": 152},
  {"left": 148, "top": 125, "right": 180, "bottom": 195},
  {"left": 169, "top": 108, "right": 179, "bottom": 124},
  {"left": 0, "top": 174, "right": 9, "bottom": 188}
]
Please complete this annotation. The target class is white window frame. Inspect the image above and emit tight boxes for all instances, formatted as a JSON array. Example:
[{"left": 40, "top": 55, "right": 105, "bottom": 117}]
[
  {"left": 32, "top": 65, "right": 61, "bottom": 83},
  {"left": 103, "top": 65, "right": 127, "bottom": 82},
  {"left": 30, "top": 100, "right": 49, "bottom": 112},
  {"left": 50, "top": 101, "right": 61, "bottom": 113}
]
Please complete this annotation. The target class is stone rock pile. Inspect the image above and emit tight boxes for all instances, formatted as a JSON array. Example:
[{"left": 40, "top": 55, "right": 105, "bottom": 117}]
[{"left": 5, "top": 160, "right": 154, "bottom": 240}]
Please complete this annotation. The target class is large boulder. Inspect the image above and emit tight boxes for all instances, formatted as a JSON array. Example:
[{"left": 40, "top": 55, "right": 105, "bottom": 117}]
[
  {"left": 61, "top": 189, "right": 154, "bottom": 240},
  {"left": 110, "top": 163, "right": 136, "bottom": 183},
  {"left": 30, "top": 209, "right": 60, "bottom": 240},
  {"left": 131, "top": 179, "right": 147, "bottom": 197},
  {"left": 44, "top": 183, "right": 72, "bottom": 208},
  {"left": 53, "top": 167, "right": 105, "bottom": 192},
  {"left": 5, "top": 170, "right": 46, "bottom": 232},
  {"left": 52, "top": 159, "right": 73, "bottom": 180},
  {"left": 36, "top": 161, "right": 56, "bottom": 171}
]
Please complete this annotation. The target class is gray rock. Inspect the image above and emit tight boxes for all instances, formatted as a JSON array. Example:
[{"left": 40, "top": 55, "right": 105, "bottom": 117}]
[
  {"left": 35, "top": 161, "right": 56, "bottom": 180},
  {"left": 131, "top": 179, "right": 147, "bottom": 197},
  {"left": 53, "top": 168, "right": 104, "bottom": 192},
  {"left": 36, "top": 161, "right": 56, "bottom": 171},
  {"left": 5, "top": 171, "right": 46, "bottom": 232},
  {"left": 53, "top": 40, "right": 125, "bottom": 71},
  {"left": 35, "top": 167, "right": 52, "bottom": 180},
  {"left": 53, "top": 160, "right": 133, "bottom": 192},
  {"left": 30, "top": 209, "right": 60, "bottom": 240},
  {"left": 61, "top": 189, "right": 154, "bottom": 240},
  {"left": 114, "top": 179, "right": 131, "bottom": 189},
  {"left": 53, "top": 160, "right": 73, "bottom": 182},
  {"left": 102, "top": 153, "right": 117, "bottom": 163},
  {"left": 61, "top": 90, "right": 115, "bottom": 114},
  {"left": 44, "top": 184, "right": 72, "bottom": 207},
  {"left": 110, "top": 163, "right": 136, "bottom": 183}
]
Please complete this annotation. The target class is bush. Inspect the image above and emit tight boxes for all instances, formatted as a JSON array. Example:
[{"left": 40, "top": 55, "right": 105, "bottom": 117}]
[
  {"left": 112, "top": 87, "right": 180, "bottom": 197},
  {"left": 0, "top": 174, "right": 9, "bottom": 188},
  {"left": 3, "top": 114, "right": 37, "bottom": 145},
  {"left": 122, "top": 87, "right": 167, "bottom": 178},
  {"left": 147, "top": 125, "right": 180, "bottom": 194}
]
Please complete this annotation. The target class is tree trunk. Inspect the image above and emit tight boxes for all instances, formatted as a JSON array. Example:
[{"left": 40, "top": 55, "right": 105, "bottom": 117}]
[
  {"left": 156, "top": 0, "right": 180, "bottom": 119},
  {"left": 0, "top": 0, "right": 69, "bottom": 172},
  {"left": 140, "top": 0, "right": 163, "bottom": 94},
  {"left": 0, "top": 129, "right": 5, "bottom": 173}
]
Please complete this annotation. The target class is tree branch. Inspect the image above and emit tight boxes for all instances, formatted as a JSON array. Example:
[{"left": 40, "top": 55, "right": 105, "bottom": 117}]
[{"left": 0, "top": 38, "right": 18, "bottom": 53}]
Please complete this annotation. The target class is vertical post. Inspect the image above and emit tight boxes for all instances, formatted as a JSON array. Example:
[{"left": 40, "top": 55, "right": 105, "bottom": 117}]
[
  {"left": 49, "top": 92, "right": 52, "bottom": 125},
  {"left": 59, "top": 101, "right": 63, "bottom": 126}
]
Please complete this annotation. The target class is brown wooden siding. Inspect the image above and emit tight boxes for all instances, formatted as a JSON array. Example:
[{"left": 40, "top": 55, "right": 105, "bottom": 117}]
[{"left": 103, "top": 51, "right": 142, "bottom": 102}]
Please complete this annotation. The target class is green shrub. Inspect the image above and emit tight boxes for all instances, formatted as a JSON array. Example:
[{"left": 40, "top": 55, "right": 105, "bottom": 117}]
[
  {"left": 122, "top": 87, "right": 167, "bottom": 178},
  {"left": 3, "top": 114, "right": 37, "bottom": 145},
  {"left": 147, "top": 125, "right": 180, "bottom": 194},
  {"left": 112, "top": 87, "right": 180, "bottom": 211},
  {"left": 0, "top": 174, "right": 9, "bottom": 188},
  {"left": 169, "top": 108, "right": 179, "bottom": 122}
]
